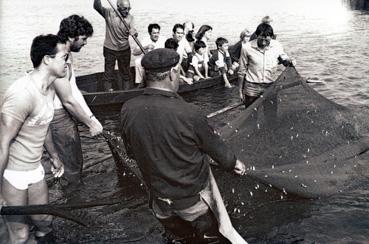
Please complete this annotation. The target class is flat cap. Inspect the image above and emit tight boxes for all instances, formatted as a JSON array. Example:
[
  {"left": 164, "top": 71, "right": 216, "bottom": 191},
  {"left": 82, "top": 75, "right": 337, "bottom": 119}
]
[{"left": 141, "top": 48, "right": 180, "bottom": 72}]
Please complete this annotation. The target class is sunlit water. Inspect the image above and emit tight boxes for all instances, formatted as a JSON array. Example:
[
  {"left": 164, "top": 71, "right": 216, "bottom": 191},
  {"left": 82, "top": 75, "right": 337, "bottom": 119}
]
[{"left": 1, "top": 0, "right": 369, "bottom": 243}]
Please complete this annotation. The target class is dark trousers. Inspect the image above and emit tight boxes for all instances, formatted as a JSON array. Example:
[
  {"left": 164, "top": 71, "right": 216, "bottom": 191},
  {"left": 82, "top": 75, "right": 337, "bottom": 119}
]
[
  {"left": 50, "top": 109, "right": 83, "bottom": 185},
  {"left": 100, "top": 47, "right": 132, "bottom": 91}
]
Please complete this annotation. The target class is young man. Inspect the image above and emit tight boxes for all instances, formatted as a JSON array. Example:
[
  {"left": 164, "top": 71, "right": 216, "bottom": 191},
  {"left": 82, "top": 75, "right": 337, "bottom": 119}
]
[
  {"left": 52, "top": 15, "right": 103, "bottom": 187},
  {"left": 94, "top": 0, "right": 137, "bottom": 91},
  {"left": 238, "top": 23, "right": 294, "bottom": 122},
  {"left": 172, "top": 23, "right": 193, "bottom": 73},
  {"left": 0, "top": 34, "right": 66, "bottom": 243},
  {"left": 132, "top": 23, "right": 165, "bottom": 85},
  {"left": 121, "top": 48, "right": 248, "bottom": 243}
]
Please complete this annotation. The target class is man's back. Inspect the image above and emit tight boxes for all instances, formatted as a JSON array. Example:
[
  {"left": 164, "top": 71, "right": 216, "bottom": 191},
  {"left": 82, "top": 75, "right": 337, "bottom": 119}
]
[{"left": 121, "top": 88, "right": 236, "bottom": 201}]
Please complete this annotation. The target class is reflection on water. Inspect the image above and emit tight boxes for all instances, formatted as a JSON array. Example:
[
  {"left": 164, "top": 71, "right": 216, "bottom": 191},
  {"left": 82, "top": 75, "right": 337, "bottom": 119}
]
[
  {"left": 1, "top": 0, "right": 369, "bottom": 242},
  {"left": 1, "top": 0, "right": 369, "bottom": 107}
]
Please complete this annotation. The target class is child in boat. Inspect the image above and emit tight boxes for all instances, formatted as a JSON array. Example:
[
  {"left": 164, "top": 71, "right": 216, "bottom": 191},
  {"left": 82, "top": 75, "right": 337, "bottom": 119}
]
[
  {"left": 187, "top": 40, "right": 209, "bottom": 81},
  {"left": 208, "top": 37, "right": 234, "bottom": 88}
]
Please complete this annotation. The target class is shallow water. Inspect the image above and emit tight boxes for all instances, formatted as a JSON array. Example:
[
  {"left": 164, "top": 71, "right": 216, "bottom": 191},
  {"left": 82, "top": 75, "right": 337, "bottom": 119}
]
[{"left": 1, "top": 0, "right": 369, "bottom": 243}]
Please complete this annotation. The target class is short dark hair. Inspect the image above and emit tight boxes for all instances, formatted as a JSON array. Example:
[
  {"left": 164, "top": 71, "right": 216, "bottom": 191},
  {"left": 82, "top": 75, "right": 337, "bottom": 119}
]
[
  {"left": 30, "top": 34, "right": 63, "bottom": 68},
  {"left": 215, "top": 37, "right": 228, "bottom": 49},
  {"left": 164, "top": 38, "right": 179, "bottom": 51},
  {"left": 148, "top": 23, "right": 160, "bottom": 34},
  {"left": 172, "top": 23, "right": 184, "bottom": 34},
  {"left": 57, "top": 15, "right": 93, "bottom": 42},
  {"left": 255, "top": 23, "right": 274, "bottom": 38},
  {"left": 194, "top": 40, "right": 206, "bottom": 51}
]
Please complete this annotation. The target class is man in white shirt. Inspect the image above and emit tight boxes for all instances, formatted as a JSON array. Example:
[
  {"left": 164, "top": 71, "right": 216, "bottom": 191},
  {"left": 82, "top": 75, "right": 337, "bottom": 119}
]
[
  {"left": 238, "top": 23, "right": 294, "bottom": 123},
  {"left": 52, "top": 15, "right": 103, "bottom": 186},
  {"left": 172, "top": 23, "right": 193, "bottom": 73},
  {"left": 133, "top": 23, "right": 165, "bottom": 85}
]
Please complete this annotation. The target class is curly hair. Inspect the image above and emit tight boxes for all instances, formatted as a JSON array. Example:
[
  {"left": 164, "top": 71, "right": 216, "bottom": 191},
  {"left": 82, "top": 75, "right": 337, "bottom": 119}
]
[{"left": 57, "top": 15, "right": 93, "bottom": 42}]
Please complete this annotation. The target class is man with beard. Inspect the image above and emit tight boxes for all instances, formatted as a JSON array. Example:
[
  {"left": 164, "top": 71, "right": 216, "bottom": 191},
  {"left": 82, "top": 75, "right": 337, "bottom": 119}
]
[
  {"left": 0, "top": 34, "right": 66, "bottom": 243},
  {"left": 94, "top": 0, "right": 137, "bottom": 91},
  {"left": 52, "top": 15, "right": 103, "bottom": 187},
  {"left": 132, "top": 23, "right": 165, "bottom": 86}
]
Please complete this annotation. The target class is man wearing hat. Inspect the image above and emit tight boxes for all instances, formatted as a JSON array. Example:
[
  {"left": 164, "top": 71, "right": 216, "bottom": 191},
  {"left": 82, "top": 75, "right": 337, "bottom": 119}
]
[{"left": 120, "top": 48, "right": 248, "bottom": 243}]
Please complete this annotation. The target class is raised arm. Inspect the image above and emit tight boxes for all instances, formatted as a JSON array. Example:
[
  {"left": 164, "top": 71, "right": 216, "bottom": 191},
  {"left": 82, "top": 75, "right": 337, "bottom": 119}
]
[{"left": 93, "top": 0, "right": 106, "bottom": 18}]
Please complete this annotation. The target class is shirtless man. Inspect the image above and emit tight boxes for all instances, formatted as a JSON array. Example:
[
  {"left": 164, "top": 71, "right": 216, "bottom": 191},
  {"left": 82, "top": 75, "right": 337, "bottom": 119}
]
[{"left": 0, "top": 34, "right": 66, "bottom": 243}]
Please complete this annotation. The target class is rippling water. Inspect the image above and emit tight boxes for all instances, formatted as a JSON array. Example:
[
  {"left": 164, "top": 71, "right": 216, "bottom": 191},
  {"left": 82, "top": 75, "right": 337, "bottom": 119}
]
[{"left": 1, "top": 0, "right": 369, "bottom": 243}]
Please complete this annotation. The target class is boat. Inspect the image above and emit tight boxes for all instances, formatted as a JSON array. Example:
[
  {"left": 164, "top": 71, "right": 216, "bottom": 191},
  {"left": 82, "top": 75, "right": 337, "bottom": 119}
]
[{"left": 76, "top": 70, "right": 237, "bottom": 112}]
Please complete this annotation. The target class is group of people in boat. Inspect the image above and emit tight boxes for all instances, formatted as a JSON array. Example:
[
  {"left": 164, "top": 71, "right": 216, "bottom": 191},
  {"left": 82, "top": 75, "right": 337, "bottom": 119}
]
[{"left": 0, "top": 0, "right": 295, "bottom": 243}]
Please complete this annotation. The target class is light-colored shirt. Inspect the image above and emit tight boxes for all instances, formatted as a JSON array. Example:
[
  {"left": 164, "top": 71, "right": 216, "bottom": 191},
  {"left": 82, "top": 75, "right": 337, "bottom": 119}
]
[
  {"left": 177, "top": 38, "right": 192, "bottom": 60},
  {"left": 100, "top": 8, "right": 136, "bottom": 51},
  {"left": 134, "top": 35, "right": 165, "bottom": 56},
  {"left": 191, "top": 53, "right": 205, "bottom": 69},
  {"left": 1, "top": 74, "right": 54, "bottom": 171},
  {"left": 238, "top": 39, "right": 288, "bottom": 84}
]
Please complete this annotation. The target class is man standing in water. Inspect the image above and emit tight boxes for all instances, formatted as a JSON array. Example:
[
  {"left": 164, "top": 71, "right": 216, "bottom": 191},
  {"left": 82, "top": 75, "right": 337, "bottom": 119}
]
[
  {"left": 94, "top": 0, "right": 137, "bottom": 91},
  {"left": 0, "top": 34, "right": 66, "bottom": 243},
  {"left": 52, "top": 15, "right": 103, "bottom": 187},
  {"left": 238, "top": 23, "right": 293, "bottom": 118},
  {"left": 121, "top": 48, "right": 248, "bottom": 243}
]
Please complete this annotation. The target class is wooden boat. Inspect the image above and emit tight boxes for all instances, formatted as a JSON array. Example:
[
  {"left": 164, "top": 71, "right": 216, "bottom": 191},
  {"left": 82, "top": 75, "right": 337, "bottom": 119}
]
[{"left": 76, "top": 71, "right": 236, "bottom": 112}]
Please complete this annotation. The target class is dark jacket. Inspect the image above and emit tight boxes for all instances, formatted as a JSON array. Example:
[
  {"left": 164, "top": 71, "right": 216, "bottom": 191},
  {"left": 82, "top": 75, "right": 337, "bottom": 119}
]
[{"left": 120, "top": 88, "right": 236, "bottom": 209}]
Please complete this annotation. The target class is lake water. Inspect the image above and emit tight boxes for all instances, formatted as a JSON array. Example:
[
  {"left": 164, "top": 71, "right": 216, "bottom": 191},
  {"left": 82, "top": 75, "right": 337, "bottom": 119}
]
[{"left": 1, "top": 0, "right": 369, "bottom": 243}]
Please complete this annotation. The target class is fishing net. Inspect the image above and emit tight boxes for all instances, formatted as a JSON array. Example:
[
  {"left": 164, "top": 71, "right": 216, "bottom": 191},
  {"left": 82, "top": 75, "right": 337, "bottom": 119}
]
[{"left": 219, "top": 66, "right": 369, "bottom": 198}]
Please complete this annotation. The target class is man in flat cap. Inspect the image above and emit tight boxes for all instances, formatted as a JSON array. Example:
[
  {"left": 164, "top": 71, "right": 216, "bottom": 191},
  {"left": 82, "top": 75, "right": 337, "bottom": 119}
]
[{"left": 120, "top": 48, "right": 248, "bottom": 243}]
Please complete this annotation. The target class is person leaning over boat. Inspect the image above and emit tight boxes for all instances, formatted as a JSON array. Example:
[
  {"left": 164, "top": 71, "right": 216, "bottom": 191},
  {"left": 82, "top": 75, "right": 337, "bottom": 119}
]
[
  {"left": 132, "top": 23, "right": 165, "bottom": 86},
  {"left": 208, "top": 37, "right": 235, "bottom": 88},
  {"left": 0, "top": 34, "right": 66, "bottom": 243},
  {"left": 238, "top": 23, "right": 294, "bottom": 119},
  {"left": 195, "top": 25, "right": 213, "bottom": 63},
  {"left": 52, "top": 15, "right": 103, "bottom": 187},
  {"left": 94, "top": 0, "right": 137, "bottom": 91},
  {"left": 121, "top": 48, "right": 248, "bottom": 244},
  {"left": 187, "top": 40, "right": 208, "bottom": 81}
]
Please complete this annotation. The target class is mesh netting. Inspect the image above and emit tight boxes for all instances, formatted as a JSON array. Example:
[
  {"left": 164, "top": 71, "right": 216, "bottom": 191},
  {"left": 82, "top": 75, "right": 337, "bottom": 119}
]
[{"left": 219, "top": 66, "right": 369, "bottom": 198}]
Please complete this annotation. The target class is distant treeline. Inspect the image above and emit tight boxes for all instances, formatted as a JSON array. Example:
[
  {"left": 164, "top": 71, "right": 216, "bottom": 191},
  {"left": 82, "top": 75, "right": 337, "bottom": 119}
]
[{"left": 343, "top": 0, "right": 369, "bottom": 10}]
